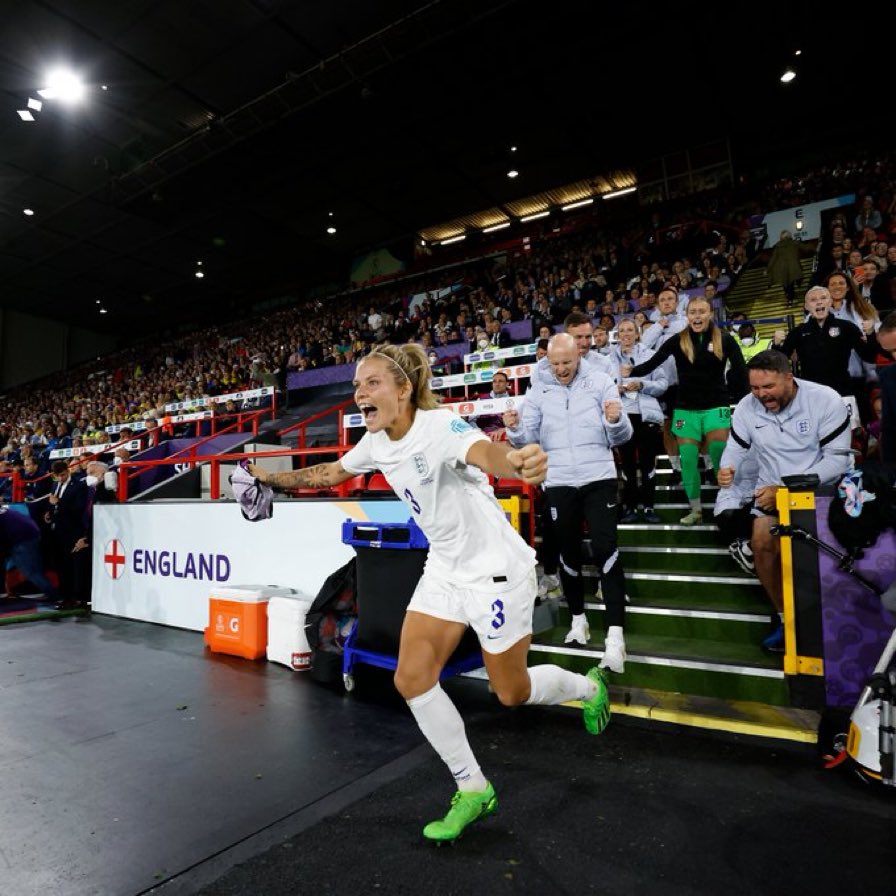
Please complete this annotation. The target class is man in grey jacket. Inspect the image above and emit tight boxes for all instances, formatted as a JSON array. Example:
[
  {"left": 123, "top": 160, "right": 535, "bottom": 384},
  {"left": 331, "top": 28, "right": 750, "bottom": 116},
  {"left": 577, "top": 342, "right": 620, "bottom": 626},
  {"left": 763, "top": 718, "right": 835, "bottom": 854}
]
[
  {"left": 504, "top": 333, "right": 633, "bottom": 672},
  {"left": 718, "top": 350, "right": 851, "bottom": 651}
]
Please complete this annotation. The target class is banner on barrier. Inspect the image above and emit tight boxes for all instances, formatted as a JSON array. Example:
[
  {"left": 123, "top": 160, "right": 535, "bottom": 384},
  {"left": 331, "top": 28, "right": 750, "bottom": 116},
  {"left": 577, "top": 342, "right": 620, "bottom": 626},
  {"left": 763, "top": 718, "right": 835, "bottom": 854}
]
[
  {"left": 105, "top": 410, "right": 214, "bottom": 434},
  {"left": 462, "top": 342, "right": 537, "bottom": 365},
  {"left": 429, "top": 362, "right": 534, "bottom": 391},
  {"left": 162, "top": 386, "right": 276, "bottom": 414},
  {"left": 91, "top": 499, "right": 407, "bottom": 631},
  {"left": 342, "top": 395, "right": 526, "bottom": 429},
  {"left": 49, "top": 439, "right": 142, "bottom": 459}
]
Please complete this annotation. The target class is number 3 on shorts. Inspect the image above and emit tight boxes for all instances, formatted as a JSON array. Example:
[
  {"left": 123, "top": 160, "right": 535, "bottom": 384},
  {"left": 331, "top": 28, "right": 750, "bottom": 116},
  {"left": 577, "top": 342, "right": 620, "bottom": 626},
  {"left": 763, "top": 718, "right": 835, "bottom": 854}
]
[{"left": 490, "top": 598, "right": 506, "bottom": 632}]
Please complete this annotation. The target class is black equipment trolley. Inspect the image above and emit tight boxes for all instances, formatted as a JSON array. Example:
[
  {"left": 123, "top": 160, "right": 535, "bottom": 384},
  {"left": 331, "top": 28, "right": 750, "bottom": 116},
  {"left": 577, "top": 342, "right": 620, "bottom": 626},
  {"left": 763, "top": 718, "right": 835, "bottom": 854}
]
[{"left": 340, "top": 518, "right": 483, "bottom": 691}]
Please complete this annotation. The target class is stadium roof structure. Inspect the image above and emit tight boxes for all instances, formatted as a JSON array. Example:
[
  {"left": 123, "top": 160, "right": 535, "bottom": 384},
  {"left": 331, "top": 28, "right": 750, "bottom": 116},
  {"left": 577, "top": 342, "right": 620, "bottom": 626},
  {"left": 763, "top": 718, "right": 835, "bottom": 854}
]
[{"left": 0, "top": 0, "right": 881, "bottom": 333}]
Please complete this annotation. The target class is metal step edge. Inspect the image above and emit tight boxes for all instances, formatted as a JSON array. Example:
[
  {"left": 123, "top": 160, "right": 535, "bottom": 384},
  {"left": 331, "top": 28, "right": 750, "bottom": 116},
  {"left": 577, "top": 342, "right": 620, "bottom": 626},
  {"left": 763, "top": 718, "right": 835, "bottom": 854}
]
[
  {"left": 459, "top": 671, "right": 816, "bottom": 743},
  {"left": 527, "top": 642, "right": 785, "bottom": 678},
  {"left": 581, "top": 601, "right": 768, "bottom": 623},
  {"left": 582, "top": 567, "right": 758, "bottom": 586},
  {"left": 616, "top": 520, "right": 719, "bottom": 532},
  {"left": 640, "top": 502, "right": 715, "bottom": 510},
  {"left": 588, "top": 688, "right": 817, "bottom": 744},
  {"left": 618, "top": 545, "right": 728, "bottom": 556}
]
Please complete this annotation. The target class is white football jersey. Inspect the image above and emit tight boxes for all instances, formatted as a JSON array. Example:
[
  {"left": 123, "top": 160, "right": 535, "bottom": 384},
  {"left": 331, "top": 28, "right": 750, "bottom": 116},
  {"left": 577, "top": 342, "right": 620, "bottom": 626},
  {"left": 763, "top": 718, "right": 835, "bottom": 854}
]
[{"left": 341, "top": 408, "right": 536, "bottom": 584}]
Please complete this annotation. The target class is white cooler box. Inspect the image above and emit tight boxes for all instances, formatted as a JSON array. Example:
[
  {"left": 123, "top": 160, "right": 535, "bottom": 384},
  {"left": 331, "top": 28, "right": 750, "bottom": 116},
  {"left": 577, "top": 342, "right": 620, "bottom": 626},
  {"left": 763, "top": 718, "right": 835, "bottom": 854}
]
[{"left": 267, "top": 592, "right": 316, "bottom": 671}]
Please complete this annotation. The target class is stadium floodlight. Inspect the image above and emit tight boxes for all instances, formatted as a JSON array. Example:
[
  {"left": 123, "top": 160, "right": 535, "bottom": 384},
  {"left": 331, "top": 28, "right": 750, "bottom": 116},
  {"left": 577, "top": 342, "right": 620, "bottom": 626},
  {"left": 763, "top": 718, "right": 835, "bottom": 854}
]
[
  {"left": 602, "top": 187, "right": 636, "bottom": 200},
  {"left": 562, "top": 198, "right": 594, "bottom": 211},
  {"left": 37, "top": 68, "right": 87, "bottom": 103}
]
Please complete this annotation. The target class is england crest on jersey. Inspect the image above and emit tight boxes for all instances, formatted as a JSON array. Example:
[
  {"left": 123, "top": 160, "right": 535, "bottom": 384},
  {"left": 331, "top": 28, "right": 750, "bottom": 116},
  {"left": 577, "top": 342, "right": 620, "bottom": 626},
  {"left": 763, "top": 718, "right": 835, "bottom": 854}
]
[{"left": 413, "top": 452, "right": 431, "bottom": 482}]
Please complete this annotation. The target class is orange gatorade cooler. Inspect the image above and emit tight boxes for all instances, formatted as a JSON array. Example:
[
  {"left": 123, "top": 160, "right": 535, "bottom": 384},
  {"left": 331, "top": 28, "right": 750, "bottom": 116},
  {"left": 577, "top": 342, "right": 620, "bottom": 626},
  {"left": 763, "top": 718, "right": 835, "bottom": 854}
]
[{"left": 204, "top": 585, "right": 298, "bottom": 660}]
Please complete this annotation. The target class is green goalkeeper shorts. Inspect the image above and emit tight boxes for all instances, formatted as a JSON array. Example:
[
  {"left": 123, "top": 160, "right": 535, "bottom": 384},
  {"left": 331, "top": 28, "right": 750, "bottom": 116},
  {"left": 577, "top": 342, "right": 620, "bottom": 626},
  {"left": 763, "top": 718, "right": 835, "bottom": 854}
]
[{"left": 671, "top": 406, "right": 731, "bottom": 441}]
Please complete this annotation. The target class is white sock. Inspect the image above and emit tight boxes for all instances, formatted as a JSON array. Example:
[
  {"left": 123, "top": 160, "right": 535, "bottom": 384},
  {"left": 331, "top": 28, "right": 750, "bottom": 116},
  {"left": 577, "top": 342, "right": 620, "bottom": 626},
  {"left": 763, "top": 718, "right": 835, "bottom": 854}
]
[
  {"left": 407, "top": 683, "right": 487, "bottom": 792},
  {"left": 606, "top": 625, "right": 625, "bottom": 644},
  {"left": 525, "top": 665, "right": 594, "bottom": 705},
  {"left": 690, "top": 498, "right": 702, "bottom": 511},
  {"left": 669, "top": 455, "right": 681, "bottom": 471}
]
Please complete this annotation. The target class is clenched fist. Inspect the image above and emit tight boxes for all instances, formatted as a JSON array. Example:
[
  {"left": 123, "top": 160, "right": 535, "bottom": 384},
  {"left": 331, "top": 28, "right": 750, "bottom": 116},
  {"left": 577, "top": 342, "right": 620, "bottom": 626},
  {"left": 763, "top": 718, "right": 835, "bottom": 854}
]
[
  {"left": 603, "top": 399, "right": 622, "bottom": 423},
  {"left": 717, "top": 466, "right": 735, "bottom": 487},
  {"left": 507, "top": 443, "right": 548, "bottom": 486},
  {"left": 247, "top": 462, "right": 268, "bottom": 484}
]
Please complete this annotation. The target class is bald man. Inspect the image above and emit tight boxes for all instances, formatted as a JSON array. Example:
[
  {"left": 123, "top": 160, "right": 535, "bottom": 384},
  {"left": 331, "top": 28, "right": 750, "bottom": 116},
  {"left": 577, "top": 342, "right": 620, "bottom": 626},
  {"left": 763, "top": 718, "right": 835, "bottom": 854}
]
[{"left": 504, "top": 333, "right": 632, "bottom": 672}]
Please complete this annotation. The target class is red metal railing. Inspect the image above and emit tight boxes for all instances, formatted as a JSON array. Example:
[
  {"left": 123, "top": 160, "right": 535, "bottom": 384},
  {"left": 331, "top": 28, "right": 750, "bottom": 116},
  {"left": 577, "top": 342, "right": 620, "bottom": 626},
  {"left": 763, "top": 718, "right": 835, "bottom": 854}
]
[
  {"left": 277, "top": 397, "right": 356, "bottom": 449},
  {"left": 114, "top": 443, "right": 354, "bottom": 501},
  {"left": 115, "top": 409, "right": 270, "bottom": 501}
]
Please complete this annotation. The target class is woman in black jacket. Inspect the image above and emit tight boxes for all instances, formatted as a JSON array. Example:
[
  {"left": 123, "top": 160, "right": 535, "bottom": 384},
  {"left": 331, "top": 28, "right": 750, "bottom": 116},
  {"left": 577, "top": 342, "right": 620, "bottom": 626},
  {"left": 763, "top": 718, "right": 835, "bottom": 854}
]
[{"left": 624, "top": 297, "right": 747, "bottom": 525}]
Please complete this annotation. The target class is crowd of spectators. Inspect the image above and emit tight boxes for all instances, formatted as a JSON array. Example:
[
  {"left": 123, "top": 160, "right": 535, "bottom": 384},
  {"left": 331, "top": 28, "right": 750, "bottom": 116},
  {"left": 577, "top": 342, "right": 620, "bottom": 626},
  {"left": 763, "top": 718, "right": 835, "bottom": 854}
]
[{"left": 2, "top": 150, "right": 896, "bottom": 481}]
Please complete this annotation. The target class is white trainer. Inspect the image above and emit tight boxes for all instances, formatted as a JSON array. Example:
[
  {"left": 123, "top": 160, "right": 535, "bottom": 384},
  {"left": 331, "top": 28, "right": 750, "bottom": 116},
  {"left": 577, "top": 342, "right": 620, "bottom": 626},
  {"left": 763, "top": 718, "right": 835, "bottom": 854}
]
[
  {"left": 564, "top": 615, "right": 590, "bottom": 645},
  {"left": 537, "top": 573, "right": 561, "bottom": 598},
  {"left": 599, "top": 626, "right": 626, "bottom": 674}
]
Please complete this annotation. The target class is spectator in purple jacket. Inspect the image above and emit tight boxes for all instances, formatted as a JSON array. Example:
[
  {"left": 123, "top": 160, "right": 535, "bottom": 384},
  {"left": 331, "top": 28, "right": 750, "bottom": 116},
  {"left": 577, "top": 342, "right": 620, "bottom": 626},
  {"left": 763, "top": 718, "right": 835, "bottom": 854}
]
[{"left": 0, "top": 505, "right": 59, "bottom": 599}]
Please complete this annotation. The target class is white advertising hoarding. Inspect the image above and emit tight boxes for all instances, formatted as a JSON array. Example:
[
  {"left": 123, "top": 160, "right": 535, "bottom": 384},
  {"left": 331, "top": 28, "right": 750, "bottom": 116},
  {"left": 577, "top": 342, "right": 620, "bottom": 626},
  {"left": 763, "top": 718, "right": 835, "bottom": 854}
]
[{"left": 91, "top": 499, "right": 407, "bottom": 631}]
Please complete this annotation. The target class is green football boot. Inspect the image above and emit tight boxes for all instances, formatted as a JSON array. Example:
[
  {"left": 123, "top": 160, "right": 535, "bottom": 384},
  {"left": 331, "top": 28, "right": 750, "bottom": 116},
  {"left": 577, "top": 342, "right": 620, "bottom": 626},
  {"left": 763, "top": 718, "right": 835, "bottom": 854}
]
[
  {"left": 583, "top": 667, "right": 611, "bottom": 734},
  {"left": 422, "top": 781, "right": 497, "bottom": 842}
]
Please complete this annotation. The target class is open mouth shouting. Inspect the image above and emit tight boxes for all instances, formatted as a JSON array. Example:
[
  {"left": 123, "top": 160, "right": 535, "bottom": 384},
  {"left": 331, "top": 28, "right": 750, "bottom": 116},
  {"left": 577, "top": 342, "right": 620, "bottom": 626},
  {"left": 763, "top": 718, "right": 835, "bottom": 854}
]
[{"left": 359, "top": 403, "right": 378, "bottom": 427}]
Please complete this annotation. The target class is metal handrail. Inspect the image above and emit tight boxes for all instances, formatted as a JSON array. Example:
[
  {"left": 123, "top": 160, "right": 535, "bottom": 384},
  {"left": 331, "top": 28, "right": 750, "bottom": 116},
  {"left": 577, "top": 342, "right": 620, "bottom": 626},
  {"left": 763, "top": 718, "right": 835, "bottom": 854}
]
[
  {"left": 277, "top": 397, "right": 356, "bottom": 448},
  {"left": 114, "top": 443, "right": 352, "bottom": 501},
  {"left": 118, "top": 409, "right": 269, "bottom": 496}
]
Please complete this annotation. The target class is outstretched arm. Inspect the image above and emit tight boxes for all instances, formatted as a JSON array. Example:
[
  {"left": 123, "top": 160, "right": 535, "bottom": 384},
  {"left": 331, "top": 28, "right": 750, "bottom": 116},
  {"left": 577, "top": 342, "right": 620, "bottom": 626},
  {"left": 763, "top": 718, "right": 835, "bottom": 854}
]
[
  {"left": 248, "top": 460, "right": 353, "bottom": 490},
  {"left": 465, "top": 439, "right": 547, "bottom": 486}
]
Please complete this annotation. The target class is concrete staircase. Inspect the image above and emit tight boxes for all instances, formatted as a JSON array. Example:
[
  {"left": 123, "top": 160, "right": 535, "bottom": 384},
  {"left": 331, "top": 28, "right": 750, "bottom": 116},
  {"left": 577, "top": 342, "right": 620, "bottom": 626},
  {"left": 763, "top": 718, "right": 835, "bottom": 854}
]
[
  {"left": 526, "top": 464, "right": 820, "bottom": 743},
  {"left": 722, "top": 247, "right": 818, "bottom": 337}
]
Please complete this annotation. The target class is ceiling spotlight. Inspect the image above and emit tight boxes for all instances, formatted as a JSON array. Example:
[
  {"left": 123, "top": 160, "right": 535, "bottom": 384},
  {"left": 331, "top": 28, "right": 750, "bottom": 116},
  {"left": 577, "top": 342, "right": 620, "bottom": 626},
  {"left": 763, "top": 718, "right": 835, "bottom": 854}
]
[
  {"left": 562, "top": 198, "right": 594, "bottom": 211},
  {"left": 101, "top": 84, "right": 108, "bottom": 90},
  {"left": 507, "top": 169, "right": 519, "bottom": 179},
  {"left": 439, "top": 234, "right": 466, "bottom": 245},
  {"left": 326, "top": 226, "right": 337, "bottom": 234},
  {"left": 17, "top": 110, "right": 35, "bottom": 122},
  {"left": 99, "top": 308, "right": 108, "bottom": 314},
  {"left": 780, "top": 68, "right": 796, "bottom": 84},
  {"left": 38, "top": 68, "right": 86, "bottom": 103},
  {"left": 482, "top": 222, "right": 511, "bottom": 233},
  {"left": 197, "top": 260, "right": 203, "bottom": 266},
  {"left": 520, "top": 210, "right": 550, "bottom": 223},
  {"left": 27, "top": 98, "right": 42, "bottom": 112},
  {"left": 328, "top": 211, "right": 334, "bottom": 217},
  {"left": 510, "top": 146, "right": 517, "bottom": 152},
  {"left": 195, "top": 271, "right": 205, "bottom": 279},
  {"left": 23, "top": 208, "right": 35, "bottom": 216}
]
